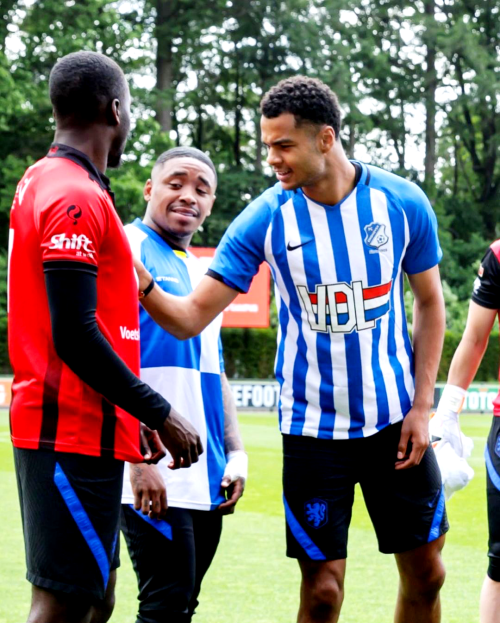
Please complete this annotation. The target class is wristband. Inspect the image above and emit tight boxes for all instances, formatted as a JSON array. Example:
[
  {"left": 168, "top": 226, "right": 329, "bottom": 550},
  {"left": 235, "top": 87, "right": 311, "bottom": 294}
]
[
  {"left": 437, "top": 384, "right": 467, "bottom": 415},
  {"left": 223, "top": 450, "right": 248, "bottom": 483},
  {"left": 139, "top": 277, "right": 155, "bottom": 300}
]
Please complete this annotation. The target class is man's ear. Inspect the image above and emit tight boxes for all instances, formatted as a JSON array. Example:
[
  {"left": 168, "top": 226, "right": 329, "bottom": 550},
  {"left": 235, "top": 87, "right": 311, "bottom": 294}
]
[
  {"left": 143, "top": 179, "right": 152, "bottom": 202},
  {"left": 318, "top": 126, "right": 335, "bottom": 153},
  {"left": 106, "top": 98, "right": 121, "bottom": 126}
]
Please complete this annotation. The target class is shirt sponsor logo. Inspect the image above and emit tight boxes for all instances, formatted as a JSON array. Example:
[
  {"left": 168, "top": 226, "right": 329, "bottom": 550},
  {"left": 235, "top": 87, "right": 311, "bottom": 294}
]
[
  {"left": 120, "top": 326, "right": 140, "bottom": 341},
  {"left": 364, "top": 222, "right": 389, "bottom": 249},
  {"left": 286, "top": 238, "right": 313, "bottom": 252},
  {"left": 49, "top": 233, "right": 95, "bottom": 254},
  {"left": 297, "top": 279, "right": 392, "bottom": 333},
  {"left": 156, "top": 276, "right": 180, "bottom": 284}
]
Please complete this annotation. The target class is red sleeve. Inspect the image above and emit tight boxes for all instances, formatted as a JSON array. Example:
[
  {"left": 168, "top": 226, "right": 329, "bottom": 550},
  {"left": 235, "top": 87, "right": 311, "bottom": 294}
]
[{"left": 38, "top": 180, "right": 108, "bottom": 267}]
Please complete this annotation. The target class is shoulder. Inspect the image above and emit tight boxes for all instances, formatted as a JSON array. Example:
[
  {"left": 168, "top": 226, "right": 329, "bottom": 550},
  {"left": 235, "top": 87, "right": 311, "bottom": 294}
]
[
  {"left": 38, "top": 158, "right": 107, "bottom": 206},
  {"left": 232, "top": 182, "right": 293, "bottom": 228},
  {"left": 124, "top": 221, "right": 149, "bottom": 258},
  {"left": 489, "top": 239, "right": 500, "bottom": 262},
  {"left": 363, "top": 164, "right": 430, "bottom": 211}
]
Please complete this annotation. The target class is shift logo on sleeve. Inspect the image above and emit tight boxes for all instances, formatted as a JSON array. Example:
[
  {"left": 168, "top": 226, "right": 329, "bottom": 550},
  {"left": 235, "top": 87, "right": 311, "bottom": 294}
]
[
  {"left": 49, "top": 233, "right": 95, "bottom": 257},
  {"left": 297, "top": 280, "right": 392, "bottom": 333}
]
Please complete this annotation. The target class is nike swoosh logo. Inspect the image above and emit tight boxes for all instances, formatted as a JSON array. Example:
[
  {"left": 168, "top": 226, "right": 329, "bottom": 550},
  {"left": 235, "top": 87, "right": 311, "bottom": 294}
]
[{"left": 287, "top": 239, "right": 313, "bottom": 252}]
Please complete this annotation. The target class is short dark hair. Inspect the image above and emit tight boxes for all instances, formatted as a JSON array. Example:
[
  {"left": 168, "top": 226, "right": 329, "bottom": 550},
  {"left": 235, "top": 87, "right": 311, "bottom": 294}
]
[
  {"left": 261, "top": 76, "right": 342, "bottom": 138},
  {"left": 49, "top": 51, "right": 127, "bottom": 123},
  {"left": 153, "top": 147, "right": 217, "bottom": 185}
]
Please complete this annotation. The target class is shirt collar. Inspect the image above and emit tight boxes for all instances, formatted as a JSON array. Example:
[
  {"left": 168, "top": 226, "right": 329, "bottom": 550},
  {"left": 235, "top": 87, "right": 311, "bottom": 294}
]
[{"left": 47, "top": 143, "right": 112, "bottom": 193}]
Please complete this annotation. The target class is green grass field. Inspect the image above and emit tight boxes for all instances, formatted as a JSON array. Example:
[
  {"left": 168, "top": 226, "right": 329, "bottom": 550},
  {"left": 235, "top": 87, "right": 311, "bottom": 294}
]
[{"left": 0, "top": 411, "right": 491, "bottom": 623}]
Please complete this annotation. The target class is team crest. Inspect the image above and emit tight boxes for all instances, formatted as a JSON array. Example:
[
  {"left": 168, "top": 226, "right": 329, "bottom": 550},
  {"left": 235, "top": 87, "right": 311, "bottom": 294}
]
[
  {"left": 304, "top": 498, "right": 328, "bottom": 529},
  {"left": 364, "top": 222, "right": 389, "bottom": 249}
]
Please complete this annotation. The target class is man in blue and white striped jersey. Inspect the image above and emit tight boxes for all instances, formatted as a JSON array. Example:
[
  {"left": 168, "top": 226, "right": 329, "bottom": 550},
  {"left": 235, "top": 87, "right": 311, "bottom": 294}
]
[
  {"left": 121, "top": 147, "right": 247, "bottom": 623},
  {"left": 135, "top": 78, "right": 447, "bottom": 623}
]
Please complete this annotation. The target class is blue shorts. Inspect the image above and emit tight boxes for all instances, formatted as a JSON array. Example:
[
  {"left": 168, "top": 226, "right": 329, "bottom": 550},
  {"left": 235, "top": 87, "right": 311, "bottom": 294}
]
[{"left": 282, "top": 421, "right": 448, "bottom": 560}]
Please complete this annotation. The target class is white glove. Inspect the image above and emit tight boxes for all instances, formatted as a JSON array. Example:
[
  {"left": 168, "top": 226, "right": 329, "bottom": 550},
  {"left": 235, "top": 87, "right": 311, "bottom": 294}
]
[
  {"left": 430, "top": 384, "right": 474, "bottom": 499},
  {"left": 222, "top": 451, "right": 248, "bottom": 484},
  {"left": 433, "top": 438, "right": 474, "bottom": 501}
]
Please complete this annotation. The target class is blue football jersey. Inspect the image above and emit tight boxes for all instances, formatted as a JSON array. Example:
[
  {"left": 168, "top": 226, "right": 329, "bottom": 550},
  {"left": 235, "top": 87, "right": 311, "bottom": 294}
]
[
  {"left": 209, "top": 162, "right": 442, "bottom": 439},
  {"left": 122, "top": 219, "right": 226, "bottom": 510}
]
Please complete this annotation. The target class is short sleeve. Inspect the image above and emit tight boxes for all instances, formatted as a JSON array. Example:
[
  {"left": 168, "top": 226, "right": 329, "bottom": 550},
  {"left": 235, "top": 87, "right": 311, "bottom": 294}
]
[
  {"left": 401, "top": 184, "right": 442, "bottom": 275},
  {"left": 209, "top": 190, "right": 274, "bottom": 293},
  {"left": 39, "top": 184, "right": 108, "bottom": 267},
  {"left": 471, "top": 247, "right": 500, "bottom": 310}
]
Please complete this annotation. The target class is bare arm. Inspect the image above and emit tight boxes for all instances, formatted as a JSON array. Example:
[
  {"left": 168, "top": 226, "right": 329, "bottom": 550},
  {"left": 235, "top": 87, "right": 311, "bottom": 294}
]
[
  {"left": 446, "top": 301, "right": 497, "bottom": 389},
  {"left": 136, "top": 258, "right": 238, "bottom": 339},
  {"left": 395, "top": 265, "right": 445, "bottom": 470},
  {"left": 218, "top": 372, "right": 246, "bottom": 514},
  {"left": 221, "top": 372, "right": 244, "bottom": 454}
]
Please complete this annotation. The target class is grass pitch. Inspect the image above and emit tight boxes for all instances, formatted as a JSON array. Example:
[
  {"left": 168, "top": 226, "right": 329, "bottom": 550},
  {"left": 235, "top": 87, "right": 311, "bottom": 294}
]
[{"left": 0, "top": 411, "right": 491, "bottom": 623}]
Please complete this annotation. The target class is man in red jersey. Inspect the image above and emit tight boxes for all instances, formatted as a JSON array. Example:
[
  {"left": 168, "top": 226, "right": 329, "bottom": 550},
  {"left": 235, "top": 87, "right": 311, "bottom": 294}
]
[
  {"left": 8, "top": 51, "right": 202, "bottom": 623},
  {"left": 433, "top": 239, "right": 500, "bottom": 623}
]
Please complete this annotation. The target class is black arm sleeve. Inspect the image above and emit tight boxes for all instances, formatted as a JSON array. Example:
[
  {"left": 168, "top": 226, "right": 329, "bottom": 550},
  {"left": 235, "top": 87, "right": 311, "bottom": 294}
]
[{"left": 44, "top": 261, "right": 170, "bottom": 430}]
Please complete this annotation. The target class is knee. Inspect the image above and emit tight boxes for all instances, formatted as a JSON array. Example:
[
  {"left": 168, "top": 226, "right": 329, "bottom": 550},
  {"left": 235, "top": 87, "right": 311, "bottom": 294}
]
[
  {"left": 303, "top": 569, "right": 344, "bottom": 616},
  {"left": 401, "top": 557, "right": 446, "bottom": 601}
]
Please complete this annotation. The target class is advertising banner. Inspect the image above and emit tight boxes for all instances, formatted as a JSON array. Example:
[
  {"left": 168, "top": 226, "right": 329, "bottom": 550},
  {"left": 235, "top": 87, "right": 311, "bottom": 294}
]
[
  {"left": 189, "top": 247, "right": 270, "bottom": 328},
  {"left": 0, "top": 379, "right": 497, "bottom": 413}
]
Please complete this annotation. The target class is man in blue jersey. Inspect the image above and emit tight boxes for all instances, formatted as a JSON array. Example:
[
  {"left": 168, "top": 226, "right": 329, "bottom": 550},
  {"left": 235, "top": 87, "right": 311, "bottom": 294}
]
[
  {"left": 121, "top": 147, "right": 247, "bottom": 623},
  {"left": 134, "top": 77, "right": 447, "bottom": 623}
]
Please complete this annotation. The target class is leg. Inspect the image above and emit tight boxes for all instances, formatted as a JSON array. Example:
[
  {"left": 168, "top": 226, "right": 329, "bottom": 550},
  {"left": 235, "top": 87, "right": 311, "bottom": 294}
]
[
  {"left": 121, "top": 504, "right": 195, "bottom": 623},
  {"left": 15, "top": 449, "right": 124, "bottom": 623},
  {"left": 27, "top": 585, "right": 93, "bottom": 623},
  {"left": 394, "top": 535, "right": 446, "bottom": 623},
  {"left": 480, "top": 576, "right": 500, "bottom": 623},
  {"left": 360, "top": 424, "right": 448, "bottom": 623},
  {"left": 481, "top": 417, "right": 500, "bottom": 623},
  {"left": 188, "top": 510, "right": 223, "bottom": 619},
  {"left": 282, "top": 434, "right": 356, "bottom": 623},
  {"left": 297, "top": 559, "right": 346, "bottom": 623},
  {"left": 90, "top": 571, "right": 117, "bottom": 623}
]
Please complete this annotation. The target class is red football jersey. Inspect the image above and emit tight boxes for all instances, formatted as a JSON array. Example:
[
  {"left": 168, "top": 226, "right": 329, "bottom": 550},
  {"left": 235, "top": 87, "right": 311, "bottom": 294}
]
[{"left": 8, "top": 144, "right": 143, "bottom": 462}]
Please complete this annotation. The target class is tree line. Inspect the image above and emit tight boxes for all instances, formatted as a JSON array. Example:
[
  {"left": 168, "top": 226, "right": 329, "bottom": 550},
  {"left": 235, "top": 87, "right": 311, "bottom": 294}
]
[{"left": 0, "top": 0, "right": 498, "bottom": 372}]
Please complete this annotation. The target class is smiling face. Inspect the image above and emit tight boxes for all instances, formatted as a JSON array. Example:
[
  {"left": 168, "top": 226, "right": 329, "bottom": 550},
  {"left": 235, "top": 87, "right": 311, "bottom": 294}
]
[
  {"left": 261, "top": 112, "right": 333, "bottom": 191},
  {"left": 143, "top": 156, "right": 216, "bottom": 248}
]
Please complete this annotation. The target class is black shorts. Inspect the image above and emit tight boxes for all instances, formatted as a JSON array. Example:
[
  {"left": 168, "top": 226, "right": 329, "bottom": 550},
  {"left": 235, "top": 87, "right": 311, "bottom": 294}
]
[
  {"left": 283, "top": 421, "right": 448, "bottom": 560},
  {"left": 121, "top": 504, "right": 222, "bottom": 623},
  {"left": 485, "top": 416, "right": 500, "bottom": 581},
  {"left": 14, "top": 447, "right": 124, "bottom": 600}
]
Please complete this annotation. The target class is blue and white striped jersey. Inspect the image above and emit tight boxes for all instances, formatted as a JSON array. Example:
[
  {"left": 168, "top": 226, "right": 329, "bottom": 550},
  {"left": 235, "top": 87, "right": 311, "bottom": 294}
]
[
  {"left": 210, "top": 162, "right": 442, "bottom": 440},
  {"left": 121, "top": 219, "right": 226, "bottom": 511}
]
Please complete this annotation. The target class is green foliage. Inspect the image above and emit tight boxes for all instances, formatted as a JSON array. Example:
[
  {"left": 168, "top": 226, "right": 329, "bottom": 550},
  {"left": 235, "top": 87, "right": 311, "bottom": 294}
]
[{"left": 221, "top": 328, "right": 277, "bottom": 379}]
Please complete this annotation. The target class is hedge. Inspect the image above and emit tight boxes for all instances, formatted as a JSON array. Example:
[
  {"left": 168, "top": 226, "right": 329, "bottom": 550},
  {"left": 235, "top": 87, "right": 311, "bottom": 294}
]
[{"left": 221, "top": 328, "right": 500, "bottom": 383}]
